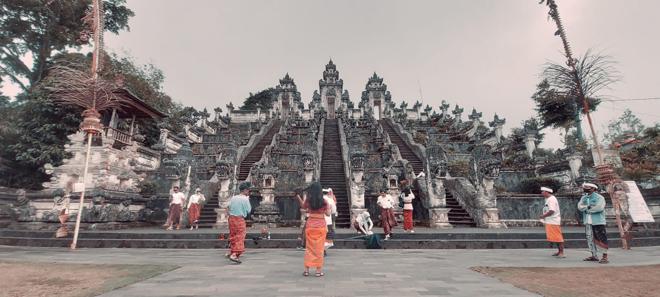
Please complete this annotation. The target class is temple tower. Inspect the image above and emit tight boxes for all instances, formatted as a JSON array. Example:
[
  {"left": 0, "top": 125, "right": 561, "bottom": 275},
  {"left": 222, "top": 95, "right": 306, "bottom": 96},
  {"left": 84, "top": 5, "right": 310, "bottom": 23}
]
[
  {"left": 360, "top": 72, "right": 392, "bottom": 120},
  {"left": 273, "top": 73, "right": 302, "bottom": 119},
  {"left": 319, "top": 60, "right": 343, "bottom": 119}
]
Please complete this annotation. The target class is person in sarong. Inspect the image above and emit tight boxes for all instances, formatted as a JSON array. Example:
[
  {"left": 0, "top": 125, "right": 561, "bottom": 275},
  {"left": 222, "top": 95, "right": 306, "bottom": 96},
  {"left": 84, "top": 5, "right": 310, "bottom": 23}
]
[
  {"left": 297, "top": 182, "right": 330, "bottom": 277},
  {"left": 353, "top": 210, "right": 374, "bottom": 235},
  {"left": 226, "top": 181, "right": 252, "bottom": 264},
  {"left": 323, "top": 188, "right": 337, "bottom": 250},
  {"left": 613, "top": 184, "right": 633, "bottom": 248},
  {"left": 187, "top": 188, "right": 205, "bottom": 230},
  {"left": 539, "top": 187, "right": 565, "bottom": 257},
  {"left": 577, "top": 183, "right": 609, "bottom": 264},
  {"left": 377, "top": 189, "right": 397, "bottom": 240},
  {"left": 400, "top": 180, "right": 415, "bottom": 233},
  {"left": 166, "top": 186, "right": 186, "bottom": 230}
]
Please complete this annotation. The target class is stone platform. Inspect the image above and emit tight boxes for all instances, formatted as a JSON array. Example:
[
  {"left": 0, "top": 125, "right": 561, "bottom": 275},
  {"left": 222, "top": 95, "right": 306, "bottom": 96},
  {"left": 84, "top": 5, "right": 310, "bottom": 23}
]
[{"left": 1, "top": 227, "right": 659, "bottom": 249}]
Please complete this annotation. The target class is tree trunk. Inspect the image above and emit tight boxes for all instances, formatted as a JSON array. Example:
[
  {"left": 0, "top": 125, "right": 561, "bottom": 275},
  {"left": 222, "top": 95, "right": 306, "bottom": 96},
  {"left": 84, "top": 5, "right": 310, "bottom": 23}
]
[{"left": 30, "top": 36, "right": 51, "bottom": 86}]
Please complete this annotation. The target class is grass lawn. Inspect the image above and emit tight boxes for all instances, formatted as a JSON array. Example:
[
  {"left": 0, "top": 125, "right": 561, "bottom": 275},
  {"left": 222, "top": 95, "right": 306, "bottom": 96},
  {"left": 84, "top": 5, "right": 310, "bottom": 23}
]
[
  {"left": 472, "top": 264, "right": 660, "bottom": 297},
  {"left": 0, "top": 261, "right": 178, "bottom": 297}
]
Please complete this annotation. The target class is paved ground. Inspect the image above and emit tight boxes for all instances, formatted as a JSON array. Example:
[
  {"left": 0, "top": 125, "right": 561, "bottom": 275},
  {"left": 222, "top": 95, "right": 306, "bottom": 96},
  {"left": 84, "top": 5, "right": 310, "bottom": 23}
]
[{"left": 1, "top": 245, "right": 659, "bottom": 297}]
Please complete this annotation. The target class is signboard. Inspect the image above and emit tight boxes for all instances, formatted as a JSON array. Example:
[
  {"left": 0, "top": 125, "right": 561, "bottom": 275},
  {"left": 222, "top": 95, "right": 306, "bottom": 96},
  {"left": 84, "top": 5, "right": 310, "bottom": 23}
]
[{"left": 624, "top": 181, "right": 655, "bottom": 223}]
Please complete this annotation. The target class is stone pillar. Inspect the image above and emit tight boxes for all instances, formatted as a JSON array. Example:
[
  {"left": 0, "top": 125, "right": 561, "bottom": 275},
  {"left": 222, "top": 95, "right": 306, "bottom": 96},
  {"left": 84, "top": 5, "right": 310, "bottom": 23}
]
[
  {"left": 252, "top": 175, "right": 280, "bottom": 228},
  {"left": 567, "top": 154, "right": 583, "bottom": 180},
  {"left": 479, "top": 208, "right": 505, "bottom": 228},
  {"left": 214, "top": 178, "right": 231, "bottom": 228},
  {"left": 428, "top": 177, "right": 451, "bottom": 228},
  {"left": 524, "top": 134, "right": 536, "bottom": 158}
]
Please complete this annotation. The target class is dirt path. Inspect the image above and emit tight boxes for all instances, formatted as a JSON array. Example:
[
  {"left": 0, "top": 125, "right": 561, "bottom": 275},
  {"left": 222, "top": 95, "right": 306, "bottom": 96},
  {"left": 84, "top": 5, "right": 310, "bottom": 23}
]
[
  {"left": 0, "top": 261, "right": 177, "bottom": 297},
  {"left": 473, "top": 265, "right": 660, "bottom": 297}
]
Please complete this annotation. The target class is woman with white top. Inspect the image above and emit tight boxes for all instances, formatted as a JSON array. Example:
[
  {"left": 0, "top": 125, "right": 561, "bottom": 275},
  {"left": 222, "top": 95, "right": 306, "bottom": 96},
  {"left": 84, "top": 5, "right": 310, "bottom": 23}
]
[
  {"left": 187, "top": 188, "right": 206, "bottom": 230},
  {"left": 377, "top": 189, "right": 397, "bottom": 240},
  {"left": 400, "top": 180, "right": 415, "bottom": 233}
]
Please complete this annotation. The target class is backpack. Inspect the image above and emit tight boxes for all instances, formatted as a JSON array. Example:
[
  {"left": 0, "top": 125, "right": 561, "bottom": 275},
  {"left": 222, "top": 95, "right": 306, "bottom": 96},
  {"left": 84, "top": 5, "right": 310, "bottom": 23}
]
[{"left": 398, "top": 192, "right": 404, "bottom": 208}]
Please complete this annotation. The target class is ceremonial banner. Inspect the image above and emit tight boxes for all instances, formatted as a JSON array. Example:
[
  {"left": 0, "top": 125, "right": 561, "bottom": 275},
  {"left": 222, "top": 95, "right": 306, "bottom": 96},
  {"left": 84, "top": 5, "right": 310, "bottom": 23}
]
[{"left": 624, "top": 181, "right": 655, "bottom": 223}]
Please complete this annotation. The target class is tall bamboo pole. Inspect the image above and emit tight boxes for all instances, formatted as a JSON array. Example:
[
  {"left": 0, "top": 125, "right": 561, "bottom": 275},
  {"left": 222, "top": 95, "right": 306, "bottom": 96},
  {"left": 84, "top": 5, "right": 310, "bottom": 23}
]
[
  {"left": 541, "top": 0, "right": 628, "bottom": 249},
  {"left": 70, "top": 0, "right": 104, "bottom": 250}
]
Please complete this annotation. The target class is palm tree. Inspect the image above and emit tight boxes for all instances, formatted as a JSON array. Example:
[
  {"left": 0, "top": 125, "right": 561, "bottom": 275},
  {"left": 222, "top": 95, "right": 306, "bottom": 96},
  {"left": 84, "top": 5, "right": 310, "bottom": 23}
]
[
  {"left": 540, "top": 0, "right": 628, "bottom": 249},
  {"left": 538, "top": 50, "right": 619, "bottom": 140},
  {"left": 45, "top": 0, "right": 130, "bottom": 249}
]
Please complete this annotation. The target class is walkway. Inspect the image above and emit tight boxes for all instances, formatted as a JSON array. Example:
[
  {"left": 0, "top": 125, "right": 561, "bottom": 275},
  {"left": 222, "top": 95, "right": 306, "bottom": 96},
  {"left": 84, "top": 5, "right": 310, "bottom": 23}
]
[{"left": 1, "top": 245, "right": 658, "bottom": 297}]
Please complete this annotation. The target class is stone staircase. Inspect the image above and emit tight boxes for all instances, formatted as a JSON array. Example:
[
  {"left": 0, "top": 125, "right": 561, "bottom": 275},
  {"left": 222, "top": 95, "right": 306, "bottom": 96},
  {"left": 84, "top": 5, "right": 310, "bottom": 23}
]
[
  {"left": 380, "top": 119, "right": 429, "bottom": 223},
  {"left": 379, "top": 119, "right": 424, "bottom": 174},
  {"left": 445, "top": 188, "right": 476, "bottom": 227},
  {"left": 197, "top": 192, "right": 219, "bottom": 228},
  {"left": 320, "top": 119, "right": 351, "bottom": 228},
  {"left": 197, "top": 120, "right": 281, "bottom": 228},
  {"left": 238, "top": 120, "right": 282, "bottom": 181}
]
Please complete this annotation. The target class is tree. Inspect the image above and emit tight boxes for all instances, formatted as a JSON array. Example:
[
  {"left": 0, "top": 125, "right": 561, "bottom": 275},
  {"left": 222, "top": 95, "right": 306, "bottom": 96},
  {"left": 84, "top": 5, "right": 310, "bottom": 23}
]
[
  {"left": 0, "top": 0, "right": 133, "bottom": 91},
  {"left": 240, "top": 88, "right": 275, "bottom": 111},
  {"left": 619, "top": 124, "right": 659, "bottom": 183},
  {"left": 536, "top": 50, "right": 618, "bottom": 140},
  {"left": 0, "top": 86, "right": 82, "bottom": 189},
  {"left": 604, "top": 109, "right": 645, "bottom": 145}
]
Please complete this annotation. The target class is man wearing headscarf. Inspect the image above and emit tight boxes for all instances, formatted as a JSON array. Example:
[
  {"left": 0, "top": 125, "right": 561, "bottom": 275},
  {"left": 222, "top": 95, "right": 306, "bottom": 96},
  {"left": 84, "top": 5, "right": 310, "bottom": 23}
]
[
  {"left": 539, "top": 187, "right": 564, "bottom": 257},
  {"left": 226, "top": 181, "right": 252, "bottom": 264},
  {"left": 577, "top": 183, "right": 609, "bottom": 264}
]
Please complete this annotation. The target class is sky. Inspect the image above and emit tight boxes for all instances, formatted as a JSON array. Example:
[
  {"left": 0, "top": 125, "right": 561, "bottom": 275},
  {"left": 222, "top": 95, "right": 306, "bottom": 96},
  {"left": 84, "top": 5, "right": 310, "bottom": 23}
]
[{"left": 4, "top": 0, "right": 660, "bottom": 148}]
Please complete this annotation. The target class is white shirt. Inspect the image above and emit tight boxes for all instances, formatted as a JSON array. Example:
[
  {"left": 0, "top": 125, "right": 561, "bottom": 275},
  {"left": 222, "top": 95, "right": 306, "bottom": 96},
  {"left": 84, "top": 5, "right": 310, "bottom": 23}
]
[
  {"left": 324, "top": 195, "right": 337, "bottom": 225},
  {"left": 543, "top": 195, "right": 561, "bottom": 225},
  {"left": 171, "top": 192, "right": 186, "bottom": 205},
  {"left": 377, "top": 194, "right": 395, "bottom": 209},
  {"left": 402, "top": 192, "right": 415, "bottom": 210},
  {"left": 187, "top": 193, "right": 205, "bottom": 208}
]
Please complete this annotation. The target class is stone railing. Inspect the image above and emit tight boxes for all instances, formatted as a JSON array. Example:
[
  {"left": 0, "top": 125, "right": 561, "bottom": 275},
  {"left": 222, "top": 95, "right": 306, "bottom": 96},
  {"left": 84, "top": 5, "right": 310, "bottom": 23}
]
[
  {"left": 316, "top": 118, "right": 325, "bottom": 182},
  {"left": 103, "top": 127, "right": 132, "bottom": 146},
  {"left": 385, "top": 118, "right": 429, "bottom": 175},
  {"left": 337, "top": 118, "right": 353, "bottom": 203},
  {"left": 443, "top": 177, "right": 504, "bottom": 228},
  {"left": 236, "top": 119, "right": 275, "bottom": 170}
]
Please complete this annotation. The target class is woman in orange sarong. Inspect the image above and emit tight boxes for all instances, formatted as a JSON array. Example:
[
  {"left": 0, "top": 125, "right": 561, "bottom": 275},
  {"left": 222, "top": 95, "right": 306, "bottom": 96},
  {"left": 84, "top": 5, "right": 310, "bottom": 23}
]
[{"left": 296, "top": 182, "right": 331, "bottom": 277}]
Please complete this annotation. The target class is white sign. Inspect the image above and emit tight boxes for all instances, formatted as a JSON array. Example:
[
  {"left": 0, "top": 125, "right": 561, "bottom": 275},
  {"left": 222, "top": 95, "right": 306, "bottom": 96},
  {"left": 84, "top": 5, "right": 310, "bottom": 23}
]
[
  {"left": 73, "top": 182, "right": 85, "bottom": 193},
  {"left": 624, "top": 181, "right": 655, "bottom": 223}
]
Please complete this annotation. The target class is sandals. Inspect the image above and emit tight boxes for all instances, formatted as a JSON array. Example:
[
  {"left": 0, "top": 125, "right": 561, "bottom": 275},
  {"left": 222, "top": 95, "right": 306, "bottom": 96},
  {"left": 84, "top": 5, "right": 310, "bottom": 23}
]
[
  {"left": 599, "top": 258, "right": 609, "bottom": 264},
  {"left": 302, "top": 271, "right": 309, "bottom": 277},
  {"left": 315, "top": 272, "right": 324, "bottom": 277},
  {"left": 228, "top": 255, "right": 242, "bottom": 264},
  {"left": 551, "top": 252, "right": 560, "bottom": 257},
  {"left": 583, "top": 256, "right": 599, "bottom": 262}
]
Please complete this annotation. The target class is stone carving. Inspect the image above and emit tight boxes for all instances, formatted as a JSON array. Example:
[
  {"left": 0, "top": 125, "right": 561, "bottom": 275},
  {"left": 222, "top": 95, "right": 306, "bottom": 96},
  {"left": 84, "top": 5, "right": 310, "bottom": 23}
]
[{"left": 350, "top": 151, "right": 366, "bottom": 170}]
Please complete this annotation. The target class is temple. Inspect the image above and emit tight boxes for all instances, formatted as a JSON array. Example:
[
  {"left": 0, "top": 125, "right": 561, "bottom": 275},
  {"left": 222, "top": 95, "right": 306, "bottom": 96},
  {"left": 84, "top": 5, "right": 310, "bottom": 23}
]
[{"left": 4, "top": 60, "right": 659, "bottom": 231}]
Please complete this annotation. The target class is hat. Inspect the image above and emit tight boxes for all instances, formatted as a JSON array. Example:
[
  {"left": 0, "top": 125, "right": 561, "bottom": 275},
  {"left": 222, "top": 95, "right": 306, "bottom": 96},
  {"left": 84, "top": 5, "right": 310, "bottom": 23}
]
[
  {"left": 195, "top": 188, "right": 201, "bottom": 192},
  {"left": 173, "top": 185, "right": 179, "bottom": 189},
  {"left": 322, "top": 188, "right": 330, "bottom": 193},
  {"left": 582, "top": 183, "right": 598, "bottom": 190},
  {"left": 540, "top": 187, "right": 553, "bottom": 193},
  {"left": 239, "top": 181, "right": 253, "bottom": 192}
]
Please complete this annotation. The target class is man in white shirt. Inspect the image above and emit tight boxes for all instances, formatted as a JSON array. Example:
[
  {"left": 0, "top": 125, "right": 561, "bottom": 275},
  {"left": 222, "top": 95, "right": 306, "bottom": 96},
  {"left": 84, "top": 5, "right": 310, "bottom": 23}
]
[
  {"left": 377, "top": 189, "right": 397, "bottom": 240},
  {"left": 539, "top": 187, "right": 564, "bottom": 257},
  {"left": 167, "top": 186, "right": 186, "bottom": 230}
]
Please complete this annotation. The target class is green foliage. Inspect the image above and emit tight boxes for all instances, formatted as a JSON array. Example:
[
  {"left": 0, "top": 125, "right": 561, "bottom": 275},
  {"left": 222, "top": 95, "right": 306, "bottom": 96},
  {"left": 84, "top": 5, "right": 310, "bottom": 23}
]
[
  {"left": 620, "top": 124, "right": 659, "bottom": 183},
  {"left": 604, "top": 109, "right": 645, "bottom": 145},
  {"left": 0, "top": 86, "right": 82, "bottom": 189},
  {"left": 240, "top": 88, "right": 275, "bottom": 111},
  {"left": 532, "top": 79, "right": 599, "bottom": 132},
  {"left": 0, "top": 0, "right": 134, "bottom": 89},
  {"left": 515, "top": 177, "right": 563, "bottom": 194}
]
